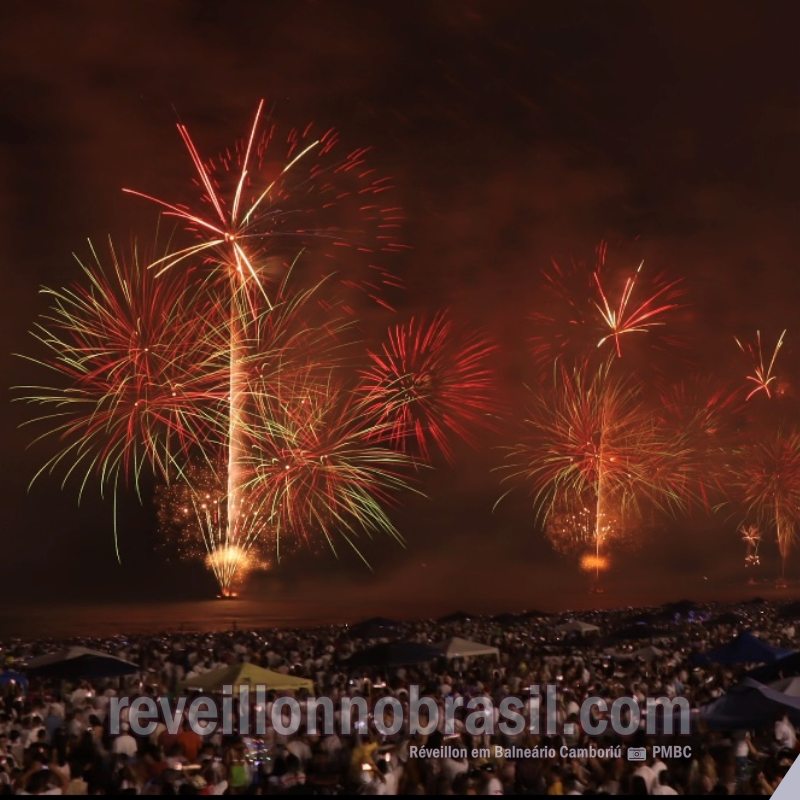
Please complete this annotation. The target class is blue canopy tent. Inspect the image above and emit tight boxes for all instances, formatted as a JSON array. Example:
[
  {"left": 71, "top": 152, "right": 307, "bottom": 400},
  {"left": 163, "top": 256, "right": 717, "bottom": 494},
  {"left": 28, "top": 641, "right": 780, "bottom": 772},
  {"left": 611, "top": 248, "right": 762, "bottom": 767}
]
[
  {"left": 701, "top": 678, "right": 800, "bottom": 729},
  {"left": 693, "top": 632, "right": 792, "bottom": 666},
  {"left": 0, "top": 670, "right": 28, "bottom": 692},
  {"left": 748, "top": 652, "right": 800, "bottom": 684}
]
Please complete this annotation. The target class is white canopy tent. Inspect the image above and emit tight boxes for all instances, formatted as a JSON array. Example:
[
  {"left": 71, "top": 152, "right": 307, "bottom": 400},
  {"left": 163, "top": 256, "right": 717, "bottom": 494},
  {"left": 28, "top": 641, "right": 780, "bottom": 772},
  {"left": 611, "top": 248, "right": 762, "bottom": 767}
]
[
  {"left": 555, "top": 620, "right": 601, "bottom": 636},
  {"left": 436, "top": 637, "right": 500, "bottom": 659}
]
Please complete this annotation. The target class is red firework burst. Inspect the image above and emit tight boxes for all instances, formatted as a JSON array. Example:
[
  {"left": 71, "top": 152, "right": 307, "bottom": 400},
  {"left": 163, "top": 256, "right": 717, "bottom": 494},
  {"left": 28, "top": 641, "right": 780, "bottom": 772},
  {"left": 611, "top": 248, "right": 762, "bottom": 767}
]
[
  {"left": 733, "top": 428, "right": 800, "bottom": 579},
  {"left": 16, "top": 239, "right": 228, "bottom": 495},
  {"left": 123, "top": 99, "right": 406, "bottom": 313},
  {"left": 241, "top": 375, "right": 415, "bottom": 562},
  {"left": 530, "top": 241, "right": 683, "bottom": 368},
  {"left": 358, "top": 312, "right": 497, "bottom": 461},
  {"left": 735, "top": 329, "right": 787, "bottom": 401}
]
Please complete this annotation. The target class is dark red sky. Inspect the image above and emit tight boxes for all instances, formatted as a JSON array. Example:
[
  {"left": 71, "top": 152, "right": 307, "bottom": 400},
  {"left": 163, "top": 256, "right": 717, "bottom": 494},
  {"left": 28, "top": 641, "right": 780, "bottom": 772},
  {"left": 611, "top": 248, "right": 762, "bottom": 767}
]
[{"left": 2, "top": 0, "right": 800, "bottom": 618}]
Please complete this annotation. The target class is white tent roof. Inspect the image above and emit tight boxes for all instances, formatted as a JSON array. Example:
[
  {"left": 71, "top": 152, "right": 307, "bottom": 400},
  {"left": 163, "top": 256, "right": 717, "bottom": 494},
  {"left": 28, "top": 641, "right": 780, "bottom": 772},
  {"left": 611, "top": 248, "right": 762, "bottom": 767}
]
[
  {"left": 607, "top": 645, "right": 664, "bottom": 662},
  {"left": 555, "top": 620, "right": 600, "bottom": 634},
  {"left": 436, "top": 637, "right": 499, "bottom": 659}
]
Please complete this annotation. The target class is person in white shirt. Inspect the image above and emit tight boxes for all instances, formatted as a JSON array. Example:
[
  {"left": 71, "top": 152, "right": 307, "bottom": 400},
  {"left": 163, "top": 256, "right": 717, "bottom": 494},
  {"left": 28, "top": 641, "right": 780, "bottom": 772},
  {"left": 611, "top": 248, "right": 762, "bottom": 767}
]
[
  {"left": 480, "top": 765, "right": 504, "bottom": 795},
  {"left": 111, "top": 723, "right": 138, "bottom": 758},
  {"left": 652, "top": 769, "right": 678, "bottom": 795},
  {"left": 633, "top": 759, "right": 656, "bottom": 792},
  {"left": 775, "top": 714, "right": 797, "bottom": 750},
  {"left": 650, "top": 757, "right": 668, "bottom": 791}
]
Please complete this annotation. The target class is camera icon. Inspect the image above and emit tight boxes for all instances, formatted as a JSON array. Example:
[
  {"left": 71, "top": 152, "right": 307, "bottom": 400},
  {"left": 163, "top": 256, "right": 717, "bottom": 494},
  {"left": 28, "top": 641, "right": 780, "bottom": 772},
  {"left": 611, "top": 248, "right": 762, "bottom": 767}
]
[{"left": 627, "top": 747, "right": 647, "bottom": 762}]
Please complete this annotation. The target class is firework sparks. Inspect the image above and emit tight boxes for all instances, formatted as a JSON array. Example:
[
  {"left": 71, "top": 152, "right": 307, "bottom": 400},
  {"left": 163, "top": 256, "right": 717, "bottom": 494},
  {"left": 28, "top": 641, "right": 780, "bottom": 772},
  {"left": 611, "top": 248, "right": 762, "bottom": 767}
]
[
  {"left": 580, "top": 553, "right": 610, "bottom": 574},
  {"left": 740, "top": 523, "right": 761, "bottom": 568},
  {"left": 123, "top": 100, "right": 405, "bottom": 310},
  {"left": 14, "top": 239, "right": 227, "bottom": 501},
  {"left": 530, "top": 242, "right": 683, "bottom": 368},
  {"left": 241, "top": 374, "right": 417, "bottom": 564},
  {"left": 498, "top": 362, "right": 687, "bottom": 573},
  {"left": 735, "top": 329, "right": 786, "bottom": 401},
  {"left": 205, "top": 546, "right": 265, "bottom": 597},
  {"left": 358, "top": 312, "right": 496, "bottom": 461},
  {"left": 658, "top": 378, "right": 741, "bottom": 509},
  {"left": 593, "top": 255, "right": 681, "bottom": 357},
  {"left": 733, "top": 429, "right": 800, "bottom": 580},
  {"left": 120, "top": 102, "right": 405, "bottom": 589},
  {"left": 156, "top": 460, "right": 271, "bottom": 595}
]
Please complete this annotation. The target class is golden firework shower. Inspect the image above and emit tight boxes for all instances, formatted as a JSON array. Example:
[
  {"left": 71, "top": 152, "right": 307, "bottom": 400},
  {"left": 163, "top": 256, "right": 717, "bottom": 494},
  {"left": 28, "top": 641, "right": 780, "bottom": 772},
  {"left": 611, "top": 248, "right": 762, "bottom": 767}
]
[
  {"left": 498, "top": 362, "right": 689, "bottom": 580},
  {"left": 580, "top": 553, "right": 610, "bottom": 574},
  {"left": 17, "top": 102, "right": 496, "bottom": 594},
  {"left": 120, "top": 101, "right": 409, "bottom": 590},
  {"left": 740, "top": 524, "right": 761, "bottom": 569},
  {"left": 155, "top": 460, "right": 271, "bottom": 595}
]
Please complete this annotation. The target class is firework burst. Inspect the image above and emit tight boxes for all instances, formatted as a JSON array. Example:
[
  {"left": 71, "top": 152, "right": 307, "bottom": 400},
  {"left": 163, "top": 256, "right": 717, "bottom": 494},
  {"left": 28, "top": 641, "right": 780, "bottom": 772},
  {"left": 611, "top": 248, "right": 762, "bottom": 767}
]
[
  {"left": 740, "top": 523, "right": 761, "bottom": 569},
  {"left": 498, "top": 362, "right": 687, "bottom": 576},
  {"left": 657, "top": 378, "right": 741, "bottom": 509},
  {"left": 530, "top": 242, "right": 683, "bottom": 369},
  {"left": 156, "top": 459, "right": 270, "bottom": 595},
  {"left": 15, "top": 239, "right": 227, "bottom": 504},
  {"left": 119, "top": 102, "right": 406, "bottom": 590},
  {"left": 735, "top": 329, "right": 787, "bottom": 401},
  {"left": 358, "top": 312, "right": 496, "bottom": 461},
  {"left": 733, "top": 428, "right": 800, "bottom": 581},
  {"left": 241, "top": 374, "right": 418, "bottom": 564},
  {"left": 123, "top": 99, "right": 405, "bottom": 311}
]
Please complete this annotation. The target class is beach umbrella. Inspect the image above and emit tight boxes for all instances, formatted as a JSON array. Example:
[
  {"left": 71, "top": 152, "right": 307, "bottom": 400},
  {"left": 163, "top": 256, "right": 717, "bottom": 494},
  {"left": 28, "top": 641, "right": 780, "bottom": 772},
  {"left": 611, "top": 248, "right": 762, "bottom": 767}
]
[
  {"left": 25, "top": 647, "right": 139, "bottom": 680},
  {"left": 778, "top": 602, "right": 800, "bottom": 620},
  {"left": 748, "top": 652, "right": 800, "bottom": 684},
  {"left": 346, "top": 641, "right": 440, "bottom": 668},
  {"left": 695, "top": 632, "right": 792, "bottom": 666},
  {"left": 701, "top": 678, "right": 800, "bottom": 729},
  {"left": 606, "top": 623, "right": 657, "bottom": 642},
  {"left": 492, "top": 612, "right": 519, "bottom": 625}
]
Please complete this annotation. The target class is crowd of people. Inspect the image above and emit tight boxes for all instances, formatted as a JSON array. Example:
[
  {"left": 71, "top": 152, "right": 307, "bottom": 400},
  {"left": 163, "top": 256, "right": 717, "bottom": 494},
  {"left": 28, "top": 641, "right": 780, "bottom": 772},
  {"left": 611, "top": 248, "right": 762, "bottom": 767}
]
[{"left": 0, "top": 599, "right": 798, "bottom": 795}]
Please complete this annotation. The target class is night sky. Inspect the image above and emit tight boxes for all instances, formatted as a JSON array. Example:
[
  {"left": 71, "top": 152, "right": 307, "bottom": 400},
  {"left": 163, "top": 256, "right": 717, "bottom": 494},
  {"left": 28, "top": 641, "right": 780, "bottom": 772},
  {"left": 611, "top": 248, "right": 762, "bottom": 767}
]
[{"left": 2, "top": 1, "right": 800, "bottom": 624}]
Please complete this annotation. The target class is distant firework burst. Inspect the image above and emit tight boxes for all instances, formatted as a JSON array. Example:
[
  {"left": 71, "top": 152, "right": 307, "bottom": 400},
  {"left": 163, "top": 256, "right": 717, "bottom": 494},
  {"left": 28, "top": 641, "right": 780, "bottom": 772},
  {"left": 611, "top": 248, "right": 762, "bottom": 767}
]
[
  {"left": 733, "top": 429, "right": 800, "bottom": 581},
  {"left": 241, "top": 374, "right": 418, "bottom": 564},
  {"left": 735, "top": 329, "right": 787, "bottom": 401},
  {"left": 498, "top": 362, "right": 688, "bottom": 576},
  {"left": 358, "top": 312, "right": 496, "bottom": 461},
  {"left": 658, "top": 378, "right": 741, "bottom": 509},
  {"left": 530, "top": 242, "right": 683, "bottom": 369},
  {"left": 740, "top": 524, "right": 761, "bottom": 569}
]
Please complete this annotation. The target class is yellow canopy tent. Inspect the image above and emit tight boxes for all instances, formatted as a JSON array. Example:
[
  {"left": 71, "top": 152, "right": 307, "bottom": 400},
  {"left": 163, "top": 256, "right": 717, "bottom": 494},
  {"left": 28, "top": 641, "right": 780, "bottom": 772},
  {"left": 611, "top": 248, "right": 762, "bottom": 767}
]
[{"left": 181, "top": 662, "right": 313, "bottom": 694}]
